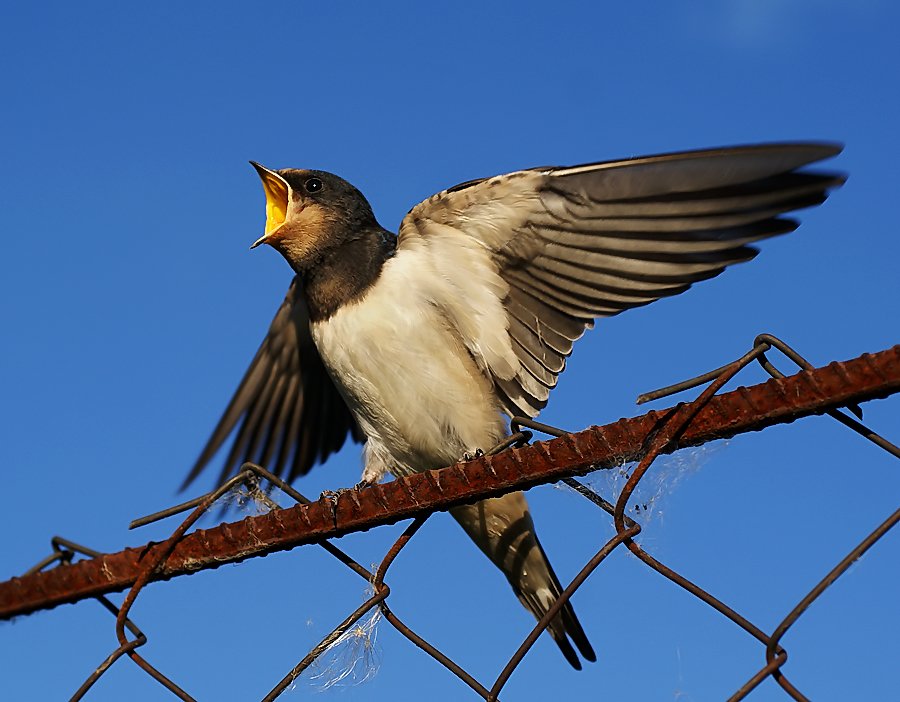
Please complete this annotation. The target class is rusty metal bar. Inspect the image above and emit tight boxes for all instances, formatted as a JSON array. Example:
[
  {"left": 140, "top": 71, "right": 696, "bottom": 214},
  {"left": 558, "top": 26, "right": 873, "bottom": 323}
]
[{"left": 2, "top": 345, "right": 897, "bottom": 621}]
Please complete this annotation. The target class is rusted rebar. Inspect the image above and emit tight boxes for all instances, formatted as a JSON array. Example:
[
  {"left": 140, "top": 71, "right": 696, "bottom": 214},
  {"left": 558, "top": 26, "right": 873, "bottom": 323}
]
[{"left": 2, "top": 344, "right": 897, "bottom": 621}]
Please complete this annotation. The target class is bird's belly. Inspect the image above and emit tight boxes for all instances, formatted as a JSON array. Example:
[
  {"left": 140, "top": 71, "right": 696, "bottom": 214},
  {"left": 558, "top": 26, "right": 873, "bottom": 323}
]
[{"left": 310, "top": 286, "right": 506, "bottom": 474}]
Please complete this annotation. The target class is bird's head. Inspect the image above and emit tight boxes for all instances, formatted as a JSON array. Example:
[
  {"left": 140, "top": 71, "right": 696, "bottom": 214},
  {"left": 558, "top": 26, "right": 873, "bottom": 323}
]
[{"left": 249, "top": 162, "right": 377, "bottom": 271}]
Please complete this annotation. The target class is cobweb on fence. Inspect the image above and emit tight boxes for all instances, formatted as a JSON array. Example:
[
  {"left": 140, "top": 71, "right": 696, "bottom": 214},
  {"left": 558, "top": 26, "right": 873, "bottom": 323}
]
[
  {"left": 214, "top": 479, "right": 283, "bottom": 517},
  {"left": 560, "top": 441, "right": 729, "bottom": 531},
  {"left": 306, "top": 590, "right": 384, "bottom": 692}
]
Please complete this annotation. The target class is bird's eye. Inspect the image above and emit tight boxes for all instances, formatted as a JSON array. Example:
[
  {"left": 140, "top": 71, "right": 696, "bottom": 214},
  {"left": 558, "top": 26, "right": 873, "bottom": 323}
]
[{"left": 304, "top": 177, "right": 323, "bottom": 193}]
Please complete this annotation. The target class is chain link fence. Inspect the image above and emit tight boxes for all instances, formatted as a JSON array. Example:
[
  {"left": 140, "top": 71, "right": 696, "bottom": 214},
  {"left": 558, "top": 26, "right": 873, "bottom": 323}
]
[{"left": 2, "top": 334, "right": 898, "bottom": 701}]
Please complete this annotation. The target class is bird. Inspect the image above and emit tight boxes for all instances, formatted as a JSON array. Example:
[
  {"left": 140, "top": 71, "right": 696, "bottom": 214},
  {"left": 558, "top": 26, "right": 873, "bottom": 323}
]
[{"left": 184, "top": 142, "right": 843, "bottom": 669}]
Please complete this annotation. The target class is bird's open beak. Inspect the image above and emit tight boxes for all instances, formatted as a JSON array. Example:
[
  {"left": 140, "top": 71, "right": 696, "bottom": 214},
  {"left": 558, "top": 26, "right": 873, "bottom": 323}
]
[{"left": 249, "top": 161, "right": 290, "bottom": 249}]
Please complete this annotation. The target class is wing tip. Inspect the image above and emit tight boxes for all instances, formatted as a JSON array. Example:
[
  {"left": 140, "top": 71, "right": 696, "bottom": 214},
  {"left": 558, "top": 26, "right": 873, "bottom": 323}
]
[{"left": 699, "top": 140, "right": 844, "bottom": 163}]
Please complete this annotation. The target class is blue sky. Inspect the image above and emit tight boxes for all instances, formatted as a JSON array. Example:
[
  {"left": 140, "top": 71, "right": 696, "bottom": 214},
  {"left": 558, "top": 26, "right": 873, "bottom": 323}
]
[{"left": 1, "top": 2, "right": 898, "bottom": 700}]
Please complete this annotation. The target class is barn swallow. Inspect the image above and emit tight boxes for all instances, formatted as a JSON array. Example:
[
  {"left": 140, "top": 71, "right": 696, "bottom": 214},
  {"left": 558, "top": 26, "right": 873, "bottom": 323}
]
[{"left": 184, "top": 143, "right": 843, "bottom": 668}]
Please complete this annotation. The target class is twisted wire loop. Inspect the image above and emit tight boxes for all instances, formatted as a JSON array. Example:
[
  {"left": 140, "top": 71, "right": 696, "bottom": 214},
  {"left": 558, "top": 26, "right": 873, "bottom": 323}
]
[
  {"left": 3, "top": 336, "right": 897, "bottom": 700},
  {"left": 22, "top": 538, "right": 160, "bottom": 702}
]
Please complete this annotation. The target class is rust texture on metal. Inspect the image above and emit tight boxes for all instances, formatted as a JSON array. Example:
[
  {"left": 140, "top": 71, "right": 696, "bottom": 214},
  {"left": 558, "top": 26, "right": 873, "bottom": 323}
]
[
  {"left": 2, "top": 337, "right": 899, "bottom": 702},
  {"left": 2, "top": 344, "right": 896, "bottom": 622}
]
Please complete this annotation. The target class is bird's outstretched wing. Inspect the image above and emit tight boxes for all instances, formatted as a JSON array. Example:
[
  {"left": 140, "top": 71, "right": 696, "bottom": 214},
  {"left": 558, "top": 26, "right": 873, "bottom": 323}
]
[
  {"left": 397, "top": 143, "right": 844, "bottom": 417},
  {"left": 183, "top": 278, "right": 363, "bottom": 489}
]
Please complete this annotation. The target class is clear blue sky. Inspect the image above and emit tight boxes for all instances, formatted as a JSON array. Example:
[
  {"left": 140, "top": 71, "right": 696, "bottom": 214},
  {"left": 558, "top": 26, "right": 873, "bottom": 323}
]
[{"left": 2, "top": 2, "right": 898, "bottom": 700}]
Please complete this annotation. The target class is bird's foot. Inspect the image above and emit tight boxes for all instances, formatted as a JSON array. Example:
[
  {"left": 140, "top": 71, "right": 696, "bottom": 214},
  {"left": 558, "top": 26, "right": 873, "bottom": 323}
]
[
  {"left": 320, "top": 483, "right": 371, "bottom": 518},
  {"left": 462, "top": 448, "right": 485, "bottom": 461},
  {"left": 320, "top": 489, "right": 341, "bottom": 509},
  {"left": 319, "top": 488, "right": 358, "bottom": 527},
  {"left": 320, "top": 481, "right": 370, "bottom": 503}
]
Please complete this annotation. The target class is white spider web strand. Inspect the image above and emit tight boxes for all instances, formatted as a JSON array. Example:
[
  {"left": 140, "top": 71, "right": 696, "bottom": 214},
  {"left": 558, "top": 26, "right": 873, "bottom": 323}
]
[
  {"left": 305, "top": 606, "right": 383, "bottom": 692},
  {"left": 558, "top": 441, "right": 729, "bottom": 530}
]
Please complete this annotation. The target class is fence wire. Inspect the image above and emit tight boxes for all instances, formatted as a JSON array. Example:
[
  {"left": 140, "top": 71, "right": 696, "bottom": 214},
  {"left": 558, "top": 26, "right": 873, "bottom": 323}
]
[{"left": 2, "top": 334, "right": 898, "bottom": 701}]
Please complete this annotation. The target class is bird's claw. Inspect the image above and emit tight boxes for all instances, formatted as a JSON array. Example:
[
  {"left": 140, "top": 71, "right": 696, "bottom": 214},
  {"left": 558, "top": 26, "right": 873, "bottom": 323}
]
[
  {"left": 462, "top": 448, "right": 485, "bottom": 461},
  {"left": 321, "top": 484, "right": 370, "bottom": 515},
  {"left": 320, "top": 489, "right": 340, "bottom": 508}
]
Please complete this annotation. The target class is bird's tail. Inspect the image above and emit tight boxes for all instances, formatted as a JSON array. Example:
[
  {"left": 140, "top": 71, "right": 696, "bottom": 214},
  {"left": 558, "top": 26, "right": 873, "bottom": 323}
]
[{"left": 450, "top": 491, "right": 596, "bottom": 669}]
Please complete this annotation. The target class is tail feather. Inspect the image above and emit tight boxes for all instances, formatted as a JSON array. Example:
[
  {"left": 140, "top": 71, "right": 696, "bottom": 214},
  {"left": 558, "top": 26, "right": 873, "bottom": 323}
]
[
  {"left": 520, "top": 536, "right": 596, "bottom": 666},
  {"left": 450, "top": 491, "right": 595, "bottom": 668}
]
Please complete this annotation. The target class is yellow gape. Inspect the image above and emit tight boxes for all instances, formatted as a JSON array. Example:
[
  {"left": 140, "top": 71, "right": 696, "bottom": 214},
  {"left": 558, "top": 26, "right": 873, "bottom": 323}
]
[{"left": 258, "top": 170, "right": 289, "bottom": 235}]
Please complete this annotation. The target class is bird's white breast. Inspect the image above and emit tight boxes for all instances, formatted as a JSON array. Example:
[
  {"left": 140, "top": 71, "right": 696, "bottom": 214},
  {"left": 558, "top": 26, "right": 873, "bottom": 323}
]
[{"left": 310, "top": 252, "right": 507, "bottom": 476}]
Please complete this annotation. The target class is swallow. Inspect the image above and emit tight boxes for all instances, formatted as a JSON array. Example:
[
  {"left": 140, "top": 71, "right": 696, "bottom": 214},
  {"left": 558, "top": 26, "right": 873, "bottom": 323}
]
[{"left": 184, "top": 143, "right": 843, "bottom": 668}]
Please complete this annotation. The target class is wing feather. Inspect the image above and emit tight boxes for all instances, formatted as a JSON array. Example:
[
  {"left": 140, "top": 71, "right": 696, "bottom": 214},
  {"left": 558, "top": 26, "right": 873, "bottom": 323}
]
[
  {"left": 183, "top": 279, "right": 363, "bottom": 490},
  {"left": 397, "top": 143, "right": 844, "bottom": 417}
]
